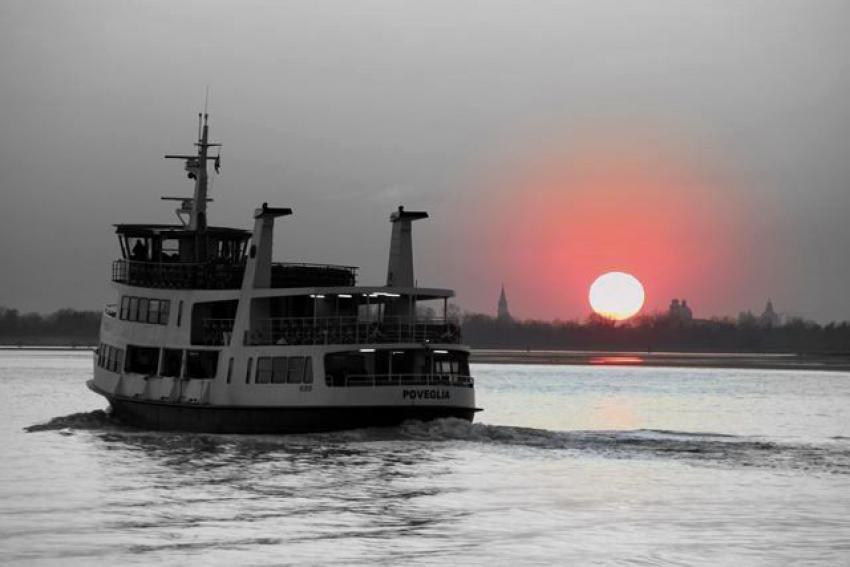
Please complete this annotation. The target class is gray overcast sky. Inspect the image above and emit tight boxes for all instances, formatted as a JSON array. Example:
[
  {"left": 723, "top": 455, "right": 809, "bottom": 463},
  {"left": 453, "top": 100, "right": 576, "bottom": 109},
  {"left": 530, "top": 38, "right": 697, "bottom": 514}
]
[{"left": 1, "top": 0, "right": 849, "bottom": 321}]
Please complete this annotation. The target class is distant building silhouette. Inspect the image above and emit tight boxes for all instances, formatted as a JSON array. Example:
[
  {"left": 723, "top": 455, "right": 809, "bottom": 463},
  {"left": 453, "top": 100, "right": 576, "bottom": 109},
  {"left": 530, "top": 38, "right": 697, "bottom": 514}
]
[
  {"left": 668, "top": 298, "right": 693, "bottom": 322},
  {"left": 497, "top": 284, "right": 513, "bottom": 322},
  {"left": 738, "top": 310, "right": 758, "bottom": 326},
  {"left": 759, "top": 299, "right": 781, "bottom": 327}
]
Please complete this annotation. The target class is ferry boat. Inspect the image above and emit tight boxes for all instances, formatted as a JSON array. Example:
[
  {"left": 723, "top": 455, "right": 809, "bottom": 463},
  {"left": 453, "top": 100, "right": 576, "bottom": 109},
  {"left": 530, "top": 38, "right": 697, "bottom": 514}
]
[{"left": 87, "top": 113, "right": 479, "bottom": 433}]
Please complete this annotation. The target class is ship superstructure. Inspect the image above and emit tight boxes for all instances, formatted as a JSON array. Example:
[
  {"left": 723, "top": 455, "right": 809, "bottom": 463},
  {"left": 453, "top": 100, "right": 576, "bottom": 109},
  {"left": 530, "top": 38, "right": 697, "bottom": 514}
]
[{"left": 88, "top": 114, "right": 478, "bottom": 433}]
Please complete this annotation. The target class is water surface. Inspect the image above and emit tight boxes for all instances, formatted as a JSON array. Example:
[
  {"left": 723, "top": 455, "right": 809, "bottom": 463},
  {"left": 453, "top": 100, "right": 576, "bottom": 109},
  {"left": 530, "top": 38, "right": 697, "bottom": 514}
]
[{"left": 2, "top": 351, "right": 849, "bottom": 565}]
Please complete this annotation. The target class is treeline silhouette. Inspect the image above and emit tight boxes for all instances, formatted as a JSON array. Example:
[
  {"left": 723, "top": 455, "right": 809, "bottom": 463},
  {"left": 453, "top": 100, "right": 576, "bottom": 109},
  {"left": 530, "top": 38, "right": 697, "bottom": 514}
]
[
  {"left": 461, "top": 313, "right": 850, "bottom": 353},
  {"left": 3, "top": 306, "right": 850, "bottom": 353},
  {"left": 0, "top": 307, "right": 100, "bottom": 345}
]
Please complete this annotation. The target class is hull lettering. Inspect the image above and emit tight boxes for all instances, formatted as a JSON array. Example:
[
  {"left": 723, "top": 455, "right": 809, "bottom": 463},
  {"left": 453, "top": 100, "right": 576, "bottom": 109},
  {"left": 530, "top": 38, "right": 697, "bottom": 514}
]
[{"left": 402, "top": 389, "right": 451, "bottom": 400}]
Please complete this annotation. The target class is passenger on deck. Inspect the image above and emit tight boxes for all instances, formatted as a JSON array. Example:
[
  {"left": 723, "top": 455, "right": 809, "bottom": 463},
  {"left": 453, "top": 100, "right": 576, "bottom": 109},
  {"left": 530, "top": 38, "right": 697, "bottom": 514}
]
[{"left": 131, "top": 240, "right": 148, "bottom": 261}]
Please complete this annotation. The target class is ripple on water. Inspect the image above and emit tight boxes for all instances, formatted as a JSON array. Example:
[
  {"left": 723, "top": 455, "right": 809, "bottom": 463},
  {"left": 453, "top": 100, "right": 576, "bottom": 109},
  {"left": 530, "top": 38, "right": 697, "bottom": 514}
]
[
  {"left": 5, "top": 356, "right": 850, "bottom": 565},
  {"left": 24, "top": 412, "right": 850, "bottom": 475}
]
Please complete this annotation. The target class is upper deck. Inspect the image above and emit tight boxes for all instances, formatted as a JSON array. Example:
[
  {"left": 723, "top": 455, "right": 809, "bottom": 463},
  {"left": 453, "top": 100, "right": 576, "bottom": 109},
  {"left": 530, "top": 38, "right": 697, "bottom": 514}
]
[
  {"left": 112, "top": 224, "right": 357, "bottom": 289},
  {"left": 112, "top": 259, "right": 358, "bottom": 289}
]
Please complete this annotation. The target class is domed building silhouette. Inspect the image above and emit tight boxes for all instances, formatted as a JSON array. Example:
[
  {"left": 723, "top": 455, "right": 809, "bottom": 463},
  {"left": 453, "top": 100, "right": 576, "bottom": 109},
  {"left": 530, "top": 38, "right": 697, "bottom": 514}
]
[
  {"left": 668, "top": 298, "right": 693, "bottom": 322},
  {"left": 759, "top": 299, "right": 781, "bottom": 327}
]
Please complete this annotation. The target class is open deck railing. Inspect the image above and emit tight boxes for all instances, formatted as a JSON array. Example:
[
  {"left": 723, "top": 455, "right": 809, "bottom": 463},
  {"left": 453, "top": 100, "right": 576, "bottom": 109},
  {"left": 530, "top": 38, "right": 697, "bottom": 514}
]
[
  {"left": 113, "top": 259, "right": 358, "bottom": 289},
  {"left": 244, "top": 316, "right": 461, "bottom": 346},
  {"left": 337, "top": 373, "right": 474, "bottom": 388},
  {"left": 112, "top": 259, "right": 244, "bottom": 289}
]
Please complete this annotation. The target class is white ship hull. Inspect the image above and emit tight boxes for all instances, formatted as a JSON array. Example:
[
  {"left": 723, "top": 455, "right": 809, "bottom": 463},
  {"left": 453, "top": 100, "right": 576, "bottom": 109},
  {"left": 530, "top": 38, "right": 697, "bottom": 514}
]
[{"left": 89, "top": 379, "right": 476, "bottom": 433}]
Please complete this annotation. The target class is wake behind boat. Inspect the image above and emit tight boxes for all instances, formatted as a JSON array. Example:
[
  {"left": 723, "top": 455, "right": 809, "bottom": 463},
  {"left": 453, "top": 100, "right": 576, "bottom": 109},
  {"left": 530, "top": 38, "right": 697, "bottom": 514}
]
[{"left": 87, "top": 113, "right": 479, "bottom": 433}]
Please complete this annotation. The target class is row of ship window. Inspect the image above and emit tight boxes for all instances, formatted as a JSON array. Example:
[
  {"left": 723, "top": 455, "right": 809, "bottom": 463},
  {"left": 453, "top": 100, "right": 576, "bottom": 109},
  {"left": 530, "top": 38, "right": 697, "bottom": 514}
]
[
  {"left": 98, "top": 343, "right": 315, "bottom": 385},
  {"left": 97, "top": 343, "right": 218, "bottom": 379},
  {"left": 435, "top": 360, "right": 462, "bottom": 374},
  {"left": 236, "top": 356, "right": 314, "bottom": 385},
  {"left": 119, "top": 296, "right": 172, "bottom": 325},
  {"left": 97, "top": 343, "right": 124, "bottom": 372}
]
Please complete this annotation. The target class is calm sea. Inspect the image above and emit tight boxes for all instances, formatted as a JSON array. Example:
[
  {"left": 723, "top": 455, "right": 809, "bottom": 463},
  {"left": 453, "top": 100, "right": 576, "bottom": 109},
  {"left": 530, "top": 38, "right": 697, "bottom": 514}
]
[{"left": 2, "top": 350, "right": 849, "bottom": 565}]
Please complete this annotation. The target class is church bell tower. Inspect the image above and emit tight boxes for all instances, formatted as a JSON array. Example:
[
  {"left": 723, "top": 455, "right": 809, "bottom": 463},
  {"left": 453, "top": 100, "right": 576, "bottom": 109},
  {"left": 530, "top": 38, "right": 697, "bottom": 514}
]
[{"left": 497, "top": 284, "right": 512, "bottom": 322}]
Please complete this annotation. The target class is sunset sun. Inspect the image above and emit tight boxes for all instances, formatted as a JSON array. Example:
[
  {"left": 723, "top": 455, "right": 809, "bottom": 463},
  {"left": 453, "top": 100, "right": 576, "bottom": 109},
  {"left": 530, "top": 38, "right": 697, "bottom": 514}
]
[{"left": 589, "top": 272, "right": 645, "bottom": 321}]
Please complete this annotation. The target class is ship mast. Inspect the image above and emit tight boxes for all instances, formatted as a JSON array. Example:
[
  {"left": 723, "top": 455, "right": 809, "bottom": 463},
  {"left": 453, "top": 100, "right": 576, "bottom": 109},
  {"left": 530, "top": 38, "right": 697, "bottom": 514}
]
[
  {"left": 164, "top": 112, "right": 222, "bottom": 261},
  {"left": 193, "top": 114, "right": 210, "bottom": 232}
]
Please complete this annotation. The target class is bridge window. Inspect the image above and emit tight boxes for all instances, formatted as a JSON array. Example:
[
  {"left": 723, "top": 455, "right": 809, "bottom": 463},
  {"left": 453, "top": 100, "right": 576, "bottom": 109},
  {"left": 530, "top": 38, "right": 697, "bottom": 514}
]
[
  {"left": 185, "top": 350, "right": 219, "bottom": 379},
  {"left": 304, "top": 357, "right": 313, "bottom": 383},
  {"left": 147, "top": 299, "right": 160, "bottom": 323},
  {"left": 125, "top": 345, "right": 159, "bottom": 375},
  {"left": 112, "top": 347, "right": 123, "bottom": 373},
  {"left": 272, "top": 357, "right": 287, "bottom": 384},
  {"left": 287, "top": 357, "right": 305, "bottom": 384},
  {"left": 160, "top": 348, "right": 182, "bottom": 378},
  {"left": 191, "top": 300, "right": 237, "bottom": 345},
  {"left": 119, "top": 295, "right": 170, "bottom": 325},
  {"left": 433, "top": 351, "right": 469, "bottom": 376},
  {"left": 254, "top": 356, "right": 312, "bottom": 384},
  {"left": 323, "top": 349, "right": 468, "bottom": 386},
  {"left": 97, "top": 343, "right": 124, "bottom": 373},
  {"left": 325, "top": 352, "right": 367, "bottom": 387},
  {"left": 256, "top": 356, "right": 273, "bottom": 384}
]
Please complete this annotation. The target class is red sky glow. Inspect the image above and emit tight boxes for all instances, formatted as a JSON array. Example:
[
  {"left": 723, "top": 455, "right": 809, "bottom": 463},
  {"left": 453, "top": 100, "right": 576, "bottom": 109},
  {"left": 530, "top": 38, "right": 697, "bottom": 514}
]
[{"left": 452, "top": 133, "right": 752, "bottom": 321}]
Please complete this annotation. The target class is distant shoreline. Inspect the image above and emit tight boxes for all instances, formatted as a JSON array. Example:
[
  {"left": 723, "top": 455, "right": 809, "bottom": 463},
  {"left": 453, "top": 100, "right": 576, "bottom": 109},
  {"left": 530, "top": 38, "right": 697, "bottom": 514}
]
[
  {"left": 3, "top": 344, "right": 850, "bottom": 372},
  {"left": 470, "top": 349, "right": 850, "bottom": 372}
]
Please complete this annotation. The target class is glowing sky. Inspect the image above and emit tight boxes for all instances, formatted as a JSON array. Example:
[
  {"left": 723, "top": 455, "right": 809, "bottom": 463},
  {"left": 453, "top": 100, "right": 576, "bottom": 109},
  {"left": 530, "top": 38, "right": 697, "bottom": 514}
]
[
  {"left": 453, "top": 129, "right": 752, "bottom": 320},
  {"left": 1, "top": 1, "right": 849, "bottom": 321}
]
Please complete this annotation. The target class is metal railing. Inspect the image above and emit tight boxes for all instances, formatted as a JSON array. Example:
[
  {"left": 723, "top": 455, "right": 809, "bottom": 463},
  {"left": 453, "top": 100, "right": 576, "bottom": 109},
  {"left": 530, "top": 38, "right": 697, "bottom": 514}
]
[
  {"left": 244, "top": 316, "right": 461, "bottom": 346},
  {"left": 113, "top": 259, "right": 358, "bottom": 289},
  {"left": 333, "top": 373, "right": 474, "bottom": 388},
  {"left": 112, "top": 259, "right": 244, "bottom": 289}
]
